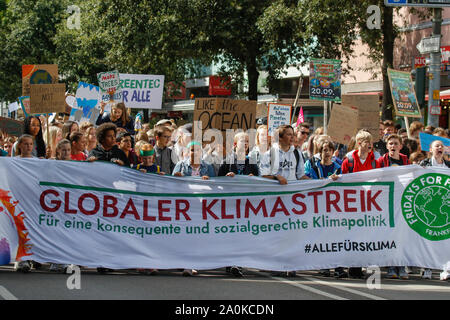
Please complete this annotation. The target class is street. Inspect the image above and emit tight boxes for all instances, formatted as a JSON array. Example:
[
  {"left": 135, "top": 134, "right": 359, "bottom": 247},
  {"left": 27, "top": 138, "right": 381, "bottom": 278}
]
[{"left": 1, "top": 264, "right": 449, "bottom": 301}]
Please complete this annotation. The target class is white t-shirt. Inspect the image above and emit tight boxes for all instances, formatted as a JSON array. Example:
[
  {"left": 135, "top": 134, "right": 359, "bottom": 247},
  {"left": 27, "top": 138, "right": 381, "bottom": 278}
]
[{"left": 259, "top": 144, "right": 303, "bottom": 181}]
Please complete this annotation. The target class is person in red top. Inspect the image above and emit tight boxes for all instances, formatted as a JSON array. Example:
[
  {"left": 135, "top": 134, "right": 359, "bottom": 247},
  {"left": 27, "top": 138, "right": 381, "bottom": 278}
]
[
  {"left": 338, "top": 130, "right": 380, "bottom": 279},
  {"left": 376, "top": 134, "right": 409, "bottom": 168},
  {"left": 341, "top": 130, "right": 380, "bottom": 174},
  {"left": 69, "top": 132, "right": 87, "bottom": 161}
]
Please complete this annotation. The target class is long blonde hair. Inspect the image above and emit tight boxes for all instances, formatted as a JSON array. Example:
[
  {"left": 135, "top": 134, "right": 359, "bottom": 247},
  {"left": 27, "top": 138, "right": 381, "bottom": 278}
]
[{"left": 44, "top": 125, "right": 62, "bottom": 151}]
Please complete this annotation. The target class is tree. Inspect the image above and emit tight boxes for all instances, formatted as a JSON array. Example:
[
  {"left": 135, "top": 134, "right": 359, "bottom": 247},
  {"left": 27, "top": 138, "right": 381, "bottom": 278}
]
[{"left": 0, "top": 0, "right": 69, "bottom": 101}]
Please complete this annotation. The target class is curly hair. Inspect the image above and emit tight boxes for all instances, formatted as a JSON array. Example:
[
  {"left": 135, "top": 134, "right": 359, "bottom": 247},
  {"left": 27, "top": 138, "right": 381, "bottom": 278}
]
[{"left": 96, "top": 123, "right": 117, "bottom": 145}]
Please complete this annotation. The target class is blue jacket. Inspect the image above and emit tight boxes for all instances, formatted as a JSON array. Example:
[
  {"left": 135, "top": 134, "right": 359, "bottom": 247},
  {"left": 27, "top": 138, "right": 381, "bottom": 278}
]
[
  {"left": 305, "top": 158, "right": 341, "bottom": 180},
  {"left": 172, "top": 159, "right": 216, "bottom": 177}
]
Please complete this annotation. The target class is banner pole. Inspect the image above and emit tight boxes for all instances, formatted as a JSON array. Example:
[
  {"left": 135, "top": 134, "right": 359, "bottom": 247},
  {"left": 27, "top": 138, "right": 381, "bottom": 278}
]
[
  {"left": 404, "top": 116, "right": 411, "bottom": 138},
  {"left": 291, "top": 74, "right": 303, "bottom": 124}
]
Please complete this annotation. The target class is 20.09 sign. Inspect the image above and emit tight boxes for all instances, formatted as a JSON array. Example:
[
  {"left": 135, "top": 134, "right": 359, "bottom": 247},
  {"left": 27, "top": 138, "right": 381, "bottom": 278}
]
[{"left": 309, "top": 59, "right": 342, "bottom": 102}]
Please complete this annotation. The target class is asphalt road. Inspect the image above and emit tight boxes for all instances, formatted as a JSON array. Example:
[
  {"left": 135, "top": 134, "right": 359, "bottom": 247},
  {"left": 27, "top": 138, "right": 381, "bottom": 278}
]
[{"left": 1, "top": 264, "right": 449, "bottom": 304}]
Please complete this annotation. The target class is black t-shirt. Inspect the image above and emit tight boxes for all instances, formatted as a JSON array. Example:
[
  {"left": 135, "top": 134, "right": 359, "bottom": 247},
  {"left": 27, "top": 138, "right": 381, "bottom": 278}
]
[{"left": 388, "top": 156, "right": 404, "bottom": 167}]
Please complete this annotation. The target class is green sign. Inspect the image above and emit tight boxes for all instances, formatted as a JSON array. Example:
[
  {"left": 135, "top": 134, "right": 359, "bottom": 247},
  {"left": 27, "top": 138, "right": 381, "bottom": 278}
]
[
  {"left": 402, "top": 173, "right": 450, "bottom": 241},
  {"left": 309, "top": 59, "right": 341, "bottom": 102},
  {"left": 387, "top": 68, "right": 422, "bottom": 118}
]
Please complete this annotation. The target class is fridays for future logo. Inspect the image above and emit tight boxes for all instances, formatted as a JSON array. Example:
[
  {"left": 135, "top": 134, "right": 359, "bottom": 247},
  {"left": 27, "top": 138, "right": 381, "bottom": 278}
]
[{"left": 402, "top": 173, "right": 450, "bottom": 241}]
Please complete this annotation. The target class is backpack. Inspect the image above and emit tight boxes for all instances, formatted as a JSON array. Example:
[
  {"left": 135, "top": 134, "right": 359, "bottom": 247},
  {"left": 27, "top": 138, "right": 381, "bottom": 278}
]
[{"left": 347, "top": 154, "right": 376, "bottom": 173}]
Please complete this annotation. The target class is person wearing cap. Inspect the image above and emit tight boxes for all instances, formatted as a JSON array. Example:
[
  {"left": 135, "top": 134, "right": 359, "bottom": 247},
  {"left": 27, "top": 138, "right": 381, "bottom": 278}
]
[
  {"left": 172, "top": 141, "right": 215, "bottom": 180},
  {"left": 156, "top": 119, "right": 173, "bottom": 127},
  {"left": 132, "top": 143, "right": 164, "bottom": 174}
]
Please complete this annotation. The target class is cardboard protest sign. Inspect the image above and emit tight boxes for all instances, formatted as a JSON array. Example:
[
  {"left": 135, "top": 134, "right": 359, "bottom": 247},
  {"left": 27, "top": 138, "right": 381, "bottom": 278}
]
[
  {"left": 18, "top": 96, "right": 31, "bottom": 117},
  {"left": 69, "top": 82, "right": 101, "bottom": 124},
  {"left": 119, "top": 73, "right": 164, "bottom": 109},
  {"left": 387, "top": 68, "right": 422, "bottom": 118},
  {"left": 342, "top": 94, "right": 380, "bottom": 141},
  {"left": 194, "top": 98, "right": 256, "bottom": 143},
  {"left": 0, "top": 117, "right": 24, "bottom": 136},
  {"left": 97, "top": 70, "right": 122, "bottom": 103},
  {"left": 327, "top": 104, "right": 358, "bottom": 145},
  {"left": 419, "top": 132, "right": 450, "bottom": 154},
  {"left": 309, "top": 59, "right": 342, "bottom": 102},
  {"left": 267, "top": 103, "right": 292, "bottom": 137},
  {"left": 29, "top": 84, "right": 66, "bottom": 114},
  {"left": 22, "top": 64, "right": 58, "bottom": 97}
]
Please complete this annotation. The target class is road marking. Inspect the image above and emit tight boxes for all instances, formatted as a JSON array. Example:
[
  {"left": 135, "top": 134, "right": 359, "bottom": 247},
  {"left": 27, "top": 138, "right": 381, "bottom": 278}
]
[
  {"left": 302, "top": 276, "right": 386, "bottom": 300},
  {"left": 302, "top": 278, "right": 450, "bottom": 292},
  {"left": 268, "top": 275, "right": 348, "bottom": 300},
  {"left": 0, "top": 286, "right": 18, "bottom": 300}
]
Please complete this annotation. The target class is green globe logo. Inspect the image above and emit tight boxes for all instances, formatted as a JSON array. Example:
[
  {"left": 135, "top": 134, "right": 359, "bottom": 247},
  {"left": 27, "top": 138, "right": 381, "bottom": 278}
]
[{"left": 402, "top": 173, "right": 450, "bottom": 241}]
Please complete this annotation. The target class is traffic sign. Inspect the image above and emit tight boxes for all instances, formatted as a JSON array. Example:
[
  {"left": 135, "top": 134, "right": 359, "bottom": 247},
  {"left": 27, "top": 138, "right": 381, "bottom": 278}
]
[
  {"left": 385, "top": 0, "right": 450, "bottom": 7},
  {"left": 416, "top": 35, "right": 441, "bottom": 54}
]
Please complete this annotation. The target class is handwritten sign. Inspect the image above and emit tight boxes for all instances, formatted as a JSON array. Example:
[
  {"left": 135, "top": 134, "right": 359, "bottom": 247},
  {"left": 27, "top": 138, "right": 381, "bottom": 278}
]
[
  {"left": 387, "top": 68, "right": 421, "bottom": 118},
  {"left": 69, "top": 82, "right": 101, "bottom": 124},
  {"left": 22, "top": 64, "right": 58, "bottom": 97},
  {"left": 267, "top": 103, "right": 292, "bottom": 137},
  {"left": 19, "top": 96, "right": 31, "bottom": 116},
  {"left": 97, "top": 70, "right": 122, "bottom": 103},
  {"left": 29, "top": 84, "right": 66, "bottom": 114}
]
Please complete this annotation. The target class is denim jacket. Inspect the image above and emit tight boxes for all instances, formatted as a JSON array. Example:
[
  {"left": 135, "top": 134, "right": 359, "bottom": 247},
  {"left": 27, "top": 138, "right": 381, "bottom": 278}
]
[{"left": 172, "top": 159, "right": 216, "bottom": 177}]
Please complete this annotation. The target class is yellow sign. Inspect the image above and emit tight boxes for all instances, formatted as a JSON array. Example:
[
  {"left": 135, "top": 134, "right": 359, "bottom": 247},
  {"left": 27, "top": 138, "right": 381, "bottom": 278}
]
[{"left": 433, "top": 90, "right": 440, "bottom": 100}]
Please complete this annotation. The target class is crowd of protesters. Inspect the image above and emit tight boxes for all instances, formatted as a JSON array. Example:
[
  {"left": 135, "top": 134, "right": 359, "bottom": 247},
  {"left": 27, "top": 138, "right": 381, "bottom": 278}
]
[{"left": 0, "top": 103, "right": 449, "bottom": 279}]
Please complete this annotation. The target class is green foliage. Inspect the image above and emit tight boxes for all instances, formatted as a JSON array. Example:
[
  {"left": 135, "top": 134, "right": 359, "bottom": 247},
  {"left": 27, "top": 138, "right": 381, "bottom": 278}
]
[{"left": 0, "top": 0, "right": 69, "bottom": 100}]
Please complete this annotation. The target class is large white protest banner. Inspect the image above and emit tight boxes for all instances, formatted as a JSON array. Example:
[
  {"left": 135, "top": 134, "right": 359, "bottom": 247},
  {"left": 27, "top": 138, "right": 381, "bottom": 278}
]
[
  {"left": 119, "top": 73, "right": 165, "bottom": 109},
  {"left": 0, "top": 158, "right": 448, "bottom": 270}
]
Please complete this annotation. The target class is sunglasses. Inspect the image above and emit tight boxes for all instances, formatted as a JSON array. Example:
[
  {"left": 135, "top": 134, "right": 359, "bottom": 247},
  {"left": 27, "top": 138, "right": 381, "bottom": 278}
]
[{"left": 300, "top": 131, "right": 309, "bottom": 135}]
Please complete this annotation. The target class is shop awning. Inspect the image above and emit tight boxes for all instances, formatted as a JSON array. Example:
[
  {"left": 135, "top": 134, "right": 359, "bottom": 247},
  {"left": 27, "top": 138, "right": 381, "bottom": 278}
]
[{"left": 425, "top": 88, "right": 450, "bottom": 101}]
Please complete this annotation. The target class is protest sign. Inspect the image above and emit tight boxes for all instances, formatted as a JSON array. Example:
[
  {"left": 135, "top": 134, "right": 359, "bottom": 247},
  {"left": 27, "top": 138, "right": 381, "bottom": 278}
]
[
  {"left": 419, "top": 132, "right": 450, "bottom": 154},
  {"left": 387, "top": 68, "right": 422, "bottom": 118},
  {"left": 194, "top": 98, "right": 256, "bottom": 143},
  {"left": 119, "top": 73, "right": 164, "bottom": 109},
  {"left": 0, "top": 117, "right": 24, "bottom": 136},
  {"left": 267, "top": 103, "right": 292, "bottom": 137},
  {"left": 0, "top": 158, "right": 449, "bottom": 271},
  {"left": 342, "top": 94, "right": 380, "bottom": 141},
  {"left": 327, "top": 104, "right": 358, "bottom": 145},
  {"left": 29, "top": 84, "right": 66, "bottom": 115},
  {"left": 69, "top": 82, "right": 101, "bottom": 124},
  {"left": 309, "top": 59, "right": 342, "bottom": 102},
  {"left": 8, "top": 102, "right": 19, "bottom": 113},
  {"left": 97, "top": 70, "right": 122, "bottom": 103},
  {"left": 18, "top": 96, "right": 31, "bottom": 117},
  {"left": 22, "top": 64, "right": 58, "bottom": 97},
  {"left": 65, "top": 95, "right": 76, "bottom": 114}
]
